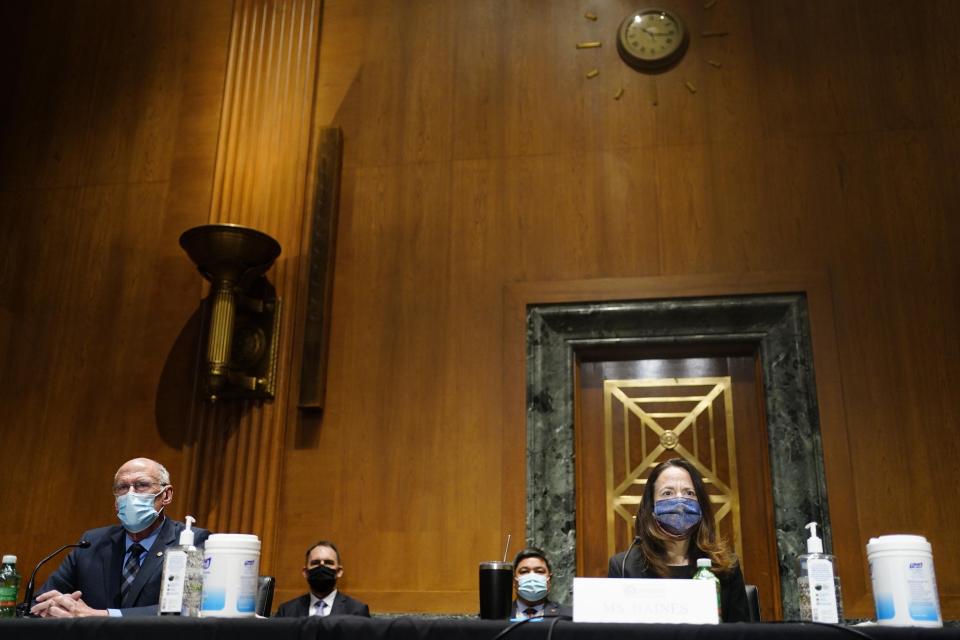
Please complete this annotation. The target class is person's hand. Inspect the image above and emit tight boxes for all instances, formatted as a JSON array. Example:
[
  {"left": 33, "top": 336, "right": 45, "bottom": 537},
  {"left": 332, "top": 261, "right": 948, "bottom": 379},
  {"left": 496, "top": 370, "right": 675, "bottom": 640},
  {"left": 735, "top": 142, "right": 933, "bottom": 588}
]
[
  {"left": 31, "top": 590, "right": 108, "bottom": 617},
  {"left": 31, "top": 589, "right": 70, "bottom": 617}
]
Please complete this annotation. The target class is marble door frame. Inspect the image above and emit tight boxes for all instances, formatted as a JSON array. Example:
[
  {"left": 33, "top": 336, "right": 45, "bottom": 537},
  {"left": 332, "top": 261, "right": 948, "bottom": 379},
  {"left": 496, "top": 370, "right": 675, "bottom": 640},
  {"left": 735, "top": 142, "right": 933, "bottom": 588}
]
[{"left": 502, "top": 272, "right": 856, "bottom": 619}]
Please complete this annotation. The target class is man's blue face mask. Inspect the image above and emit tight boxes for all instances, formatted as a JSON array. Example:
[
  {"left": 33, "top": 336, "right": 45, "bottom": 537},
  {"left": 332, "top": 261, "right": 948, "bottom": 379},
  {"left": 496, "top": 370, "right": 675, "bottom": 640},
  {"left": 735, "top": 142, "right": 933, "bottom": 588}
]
[
  {"left": 653, "top": 497, "right": 702, "bottom": 536},
  {"left": 115, "top": 490, "right": 163, "bottom": 533},
  {"left": 516, "top": 573, "right": 549, "bottom": 603}
]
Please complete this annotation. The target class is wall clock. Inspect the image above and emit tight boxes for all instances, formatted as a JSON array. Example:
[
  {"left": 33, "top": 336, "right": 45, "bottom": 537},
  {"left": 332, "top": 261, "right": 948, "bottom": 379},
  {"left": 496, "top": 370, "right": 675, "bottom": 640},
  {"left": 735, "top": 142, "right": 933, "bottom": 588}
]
[{"left": 616, "top": 8, "right": 689, "bottom": 73}]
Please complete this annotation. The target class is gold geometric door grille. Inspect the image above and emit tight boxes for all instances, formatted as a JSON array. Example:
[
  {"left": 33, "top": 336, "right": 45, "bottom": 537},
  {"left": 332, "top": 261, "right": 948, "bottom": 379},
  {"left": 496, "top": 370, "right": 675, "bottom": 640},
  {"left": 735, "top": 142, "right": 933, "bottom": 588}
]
[{"left": 604, "top": 377, "right": 743, "bottom": 562}]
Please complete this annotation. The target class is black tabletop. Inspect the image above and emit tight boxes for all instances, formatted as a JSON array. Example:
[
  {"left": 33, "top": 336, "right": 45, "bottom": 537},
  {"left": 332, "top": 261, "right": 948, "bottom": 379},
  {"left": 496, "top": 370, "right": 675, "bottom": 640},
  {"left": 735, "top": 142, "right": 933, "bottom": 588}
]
[{"left": 1, "top": 615, "right": 958, "bottom": 640}]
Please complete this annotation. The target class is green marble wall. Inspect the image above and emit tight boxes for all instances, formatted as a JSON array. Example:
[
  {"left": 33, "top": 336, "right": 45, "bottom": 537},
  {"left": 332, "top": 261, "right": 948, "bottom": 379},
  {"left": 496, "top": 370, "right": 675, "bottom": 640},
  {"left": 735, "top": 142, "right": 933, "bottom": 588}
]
[{"left": 525, "top": 294, "right": 829, "bottom": 619}]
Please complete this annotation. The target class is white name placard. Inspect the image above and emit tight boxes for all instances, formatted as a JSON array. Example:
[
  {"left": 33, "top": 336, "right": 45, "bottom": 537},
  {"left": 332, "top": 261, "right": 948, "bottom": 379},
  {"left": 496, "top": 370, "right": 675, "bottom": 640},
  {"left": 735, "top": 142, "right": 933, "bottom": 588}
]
[{"left": 573, "top": 578, "right": 720, "bottom": 624}]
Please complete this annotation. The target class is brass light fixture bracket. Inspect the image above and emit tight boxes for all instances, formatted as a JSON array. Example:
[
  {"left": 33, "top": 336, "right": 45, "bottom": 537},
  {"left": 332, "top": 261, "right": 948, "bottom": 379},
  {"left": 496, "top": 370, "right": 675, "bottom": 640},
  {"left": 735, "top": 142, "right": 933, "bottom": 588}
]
[{"left": 180, "top": 223, "right": 282, "bottom": 401}]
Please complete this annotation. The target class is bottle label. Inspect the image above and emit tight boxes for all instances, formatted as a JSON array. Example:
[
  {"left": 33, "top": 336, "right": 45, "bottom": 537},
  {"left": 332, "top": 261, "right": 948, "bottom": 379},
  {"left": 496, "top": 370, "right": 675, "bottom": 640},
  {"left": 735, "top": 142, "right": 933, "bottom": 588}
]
[
  {"left": 692, "top": 568, "right": 721, "bottom": 619},
  {"left": 905, "top": 559, "right": 940, "bottom": 622},
  {"left": 0, "top": 585, "right": 17, "bottom": 607},
  {"left": 159, "top": 551, "right": 188, "bottom": 614},
  {"left": 807, "top": 558, "right": 839, "bottom": 623}
]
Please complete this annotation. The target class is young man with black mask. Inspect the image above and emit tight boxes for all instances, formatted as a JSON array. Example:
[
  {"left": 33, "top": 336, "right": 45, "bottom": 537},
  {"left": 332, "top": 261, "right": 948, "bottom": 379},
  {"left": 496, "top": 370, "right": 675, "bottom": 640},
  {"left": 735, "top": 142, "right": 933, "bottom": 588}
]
[{"left": 274, "top": 541, "right": 370, "bottom": 617}]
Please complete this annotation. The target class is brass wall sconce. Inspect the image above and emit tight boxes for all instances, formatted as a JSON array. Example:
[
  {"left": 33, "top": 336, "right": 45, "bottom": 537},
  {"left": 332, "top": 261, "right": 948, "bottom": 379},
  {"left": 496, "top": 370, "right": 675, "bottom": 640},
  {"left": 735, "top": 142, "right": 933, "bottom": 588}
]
[{"left": 180, "top": 223, "right": 282, "bottom": 401}]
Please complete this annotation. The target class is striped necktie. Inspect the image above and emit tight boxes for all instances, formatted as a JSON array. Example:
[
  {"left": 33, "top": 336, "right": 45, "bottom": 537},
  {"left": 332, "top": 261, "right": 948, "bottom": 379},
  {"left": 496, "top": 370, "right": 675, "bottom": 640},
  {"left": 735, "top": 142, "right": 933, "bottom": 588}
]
[{"left": 120, "top": 543, "right": 146, "bottom": 604}]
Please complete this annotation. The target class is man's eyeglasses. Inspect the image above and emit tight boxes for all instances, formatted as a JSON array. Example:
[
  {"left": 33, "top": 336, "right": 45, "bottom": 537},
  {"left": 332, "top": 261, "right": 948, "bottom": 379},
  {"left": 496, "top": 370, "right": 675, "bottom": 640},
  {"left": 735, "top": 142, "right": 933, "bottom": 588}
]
[{"left": 112, "top": 480, "right": 166, "bottom": 496}]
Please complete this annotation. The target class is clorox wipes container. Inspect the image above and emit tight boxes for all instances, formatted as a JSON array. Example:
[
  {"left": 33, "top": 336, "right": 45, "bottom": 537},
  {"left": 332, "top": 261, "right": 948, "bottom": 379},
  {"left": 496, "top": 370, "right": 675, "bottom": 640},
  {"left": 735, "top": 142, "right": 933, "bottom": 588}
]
[
  {"left": 866, "top": 535, "right": 941, "bottom": 627},
  {"left": 200, "top": 533, "right": 261, "bottom": 618}
]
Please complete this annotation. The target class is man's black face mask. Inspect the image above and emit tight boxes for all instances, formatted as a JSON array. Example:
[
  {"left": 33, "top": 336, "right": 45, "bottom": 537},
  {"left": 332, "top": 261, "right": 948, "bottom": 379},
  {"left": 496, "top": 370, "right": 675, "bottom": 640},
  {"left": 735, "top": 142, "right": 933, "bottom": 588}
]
[{"left": 307, "top": 564, "right": 338, "bottom": 594}]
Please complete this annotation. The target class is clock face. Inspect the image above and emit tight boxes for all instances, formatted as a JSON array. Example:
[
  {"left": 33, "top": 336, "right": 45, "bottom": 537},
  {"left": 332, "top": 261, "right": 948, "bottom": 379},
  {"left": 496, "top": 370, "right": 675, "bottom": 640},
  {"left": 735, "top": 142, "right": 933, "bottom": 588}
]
[{"left": 617, "top": 8, "right": 688, "bottom": 71}]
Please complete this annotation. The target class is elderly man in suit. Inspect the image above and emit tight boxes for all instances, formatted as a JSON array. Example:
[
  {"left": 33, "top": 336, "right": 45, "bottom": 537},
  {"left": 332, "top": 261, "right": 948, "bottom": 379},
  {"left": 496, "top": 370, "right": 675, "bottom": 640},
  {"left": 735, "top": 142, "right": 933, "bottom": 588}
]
[
  {"left": 30, "top": 457, "right": 210, "bottom": 617},
  {"left": 511, "top": 547, "right": 571, "bottom": 620},
  {"left": 275, "top": 541, "right": 370, "bottom": 617}
]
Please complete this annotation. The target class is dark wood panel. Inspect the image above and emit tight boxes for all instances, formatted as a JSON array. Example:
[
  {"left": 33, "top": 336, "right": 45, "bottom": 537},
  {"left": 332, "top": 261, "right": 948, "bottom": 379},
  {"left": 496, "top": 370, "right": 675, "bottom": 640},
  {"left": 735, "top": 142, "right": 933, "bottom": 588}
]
[
  {"left": 750, "top": 0, "right": 869, "bottom": 137},
  {"left": 0, "top": 0, "right": 231, "bottom": 591},
  {"left": 0, "top": 2, "right": 106, "bottom": 188},
  {"left": 303, "top": 0, "right": 960, "bottom": 617}
]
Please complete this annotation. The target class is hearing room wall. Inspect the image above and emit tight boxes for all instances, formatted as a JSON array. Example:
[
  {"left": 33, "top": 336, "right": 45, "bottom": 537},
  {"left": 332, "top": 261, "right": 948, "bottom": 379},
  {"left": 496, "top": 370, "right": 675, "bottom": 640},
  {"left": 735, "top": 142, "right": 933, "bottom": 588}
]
[{"left": 0, "top": 0, "right": 957, "bottom": 618}]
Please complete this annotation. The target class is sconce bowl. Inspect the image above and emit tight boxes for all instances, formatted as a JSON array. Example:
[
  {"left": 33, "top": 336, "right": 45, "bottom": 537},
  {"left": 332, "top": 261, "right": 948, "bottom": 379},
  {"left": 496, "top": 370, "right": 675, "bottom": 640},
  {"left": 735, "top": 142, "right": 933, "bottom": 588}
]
[{"left": 180, "top": 223, "right": 282, "bottom": 284}]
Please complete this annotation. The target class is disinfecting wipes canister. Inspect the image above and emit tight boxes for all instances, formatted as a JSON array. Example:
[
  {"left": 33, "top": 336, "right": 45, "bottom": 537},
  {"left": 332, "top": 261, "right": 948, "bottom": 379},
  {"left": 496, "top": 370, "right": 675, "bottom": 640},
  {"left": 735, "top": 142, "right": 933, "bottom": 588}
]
[
  {"left": 866, "top": 535, "right": 942, "bottom": 627},
  {"left": 200, "top": 533, "right": 261, "bottom": 618}
]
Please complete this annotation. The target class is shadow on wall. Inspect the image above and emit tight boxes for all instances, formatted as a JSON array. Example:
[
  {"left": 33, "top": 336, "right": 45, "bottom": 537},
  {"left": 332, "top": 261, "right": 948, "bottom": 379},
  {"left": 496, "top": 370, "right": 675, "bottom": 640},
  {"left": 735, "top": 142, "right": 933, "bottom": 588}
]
[{"left": 154, "top": 307, "right": 202, "bottom": 449}]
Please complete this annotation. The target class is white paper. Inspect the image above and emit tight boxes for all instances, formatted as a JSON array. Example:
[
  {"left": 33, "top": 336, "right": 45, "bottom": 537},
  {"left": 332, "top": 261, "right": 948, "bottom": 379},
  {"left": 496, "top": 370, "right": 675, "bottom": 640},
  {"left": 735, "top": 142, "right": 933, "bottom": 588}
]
[{"left": 573, "top": 577, "right": 720, "bottom": 624}]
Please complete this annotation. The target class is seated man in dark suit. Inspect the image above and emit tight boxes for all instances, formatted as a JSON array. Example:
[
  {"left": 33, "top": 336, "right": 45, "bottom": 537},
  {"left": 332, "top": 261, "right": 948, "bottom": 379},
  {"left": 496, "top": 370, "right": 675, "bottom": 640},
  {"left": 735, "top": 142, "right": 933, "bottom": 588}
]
[
  {"left": 511, "top": 547, "right": 571, "bottom": 619},
  {"left": 30, "top": 457, "right": 210, "bottom": 617},
  {"left": 275, "top": 540, "right": 370, "bottom": 617}
]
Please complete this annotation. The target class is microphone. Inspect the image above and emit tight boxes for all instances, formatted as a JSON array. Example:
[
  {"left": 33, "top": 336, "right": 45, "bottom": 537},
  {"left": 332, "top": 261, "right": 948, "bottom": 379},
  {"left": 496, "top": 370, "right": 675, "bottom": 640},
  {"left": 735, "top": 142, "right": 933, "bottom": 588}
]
[
  {"left": 16, "top": 539, "right": 91, "bottom": 618},
  {"left": 619, "top": 536, "right": 641, "bottom": 578}
]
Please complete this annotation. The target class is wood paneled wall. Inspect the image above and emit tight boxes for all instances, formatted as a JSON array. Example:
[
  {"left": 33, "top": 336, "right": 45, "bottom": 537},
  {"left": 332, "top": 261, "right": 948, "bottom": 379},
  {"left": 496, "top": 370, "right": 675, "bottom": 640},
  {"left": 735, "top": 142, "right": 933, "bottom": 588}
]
[
  {"left": 288, "top": 0, "right": 960, "bottom": 616},
  {"left": 0, "top": 0, "right": 234, "bottom": 586},
  {"left": 0, "top": 0, "right": 326, "bottom": 584},
  {"left": 1, "top": 0, "right": 959, "bottom": 619}
]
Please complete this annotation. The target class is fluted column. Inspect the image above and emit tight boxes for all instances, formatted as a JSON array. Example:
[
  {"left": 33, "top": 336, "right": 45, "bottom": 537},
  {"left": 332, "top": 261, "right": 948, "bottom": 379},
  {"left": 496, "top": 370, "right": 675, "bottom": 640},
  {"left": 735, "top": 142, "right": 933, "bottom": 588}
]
[{"left": 180, "top": 0, "right": 324, "bottom": 574}]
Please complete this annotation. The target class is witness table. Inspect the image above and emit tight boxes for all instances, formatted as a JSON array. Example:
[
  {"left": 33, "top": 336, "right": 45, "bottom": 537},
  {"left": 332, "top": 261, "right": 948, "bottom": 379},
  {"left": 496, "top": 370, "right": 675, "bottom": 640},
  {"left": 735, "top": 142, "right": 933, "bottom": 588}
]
[{"left": 1, "top": 616, "right": 958, "bottom": 640}]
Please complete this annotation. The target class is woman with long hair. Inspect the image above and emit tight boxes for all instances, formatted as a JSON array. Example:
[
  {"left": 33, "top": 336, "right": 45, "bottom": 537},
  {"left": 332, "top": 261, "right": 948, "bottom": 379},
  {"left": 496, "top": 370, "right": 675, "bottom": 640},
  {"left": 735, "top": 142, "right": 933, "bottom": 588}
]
[{"left": 607, "top": 457, "right": 750, "bottom": 622}]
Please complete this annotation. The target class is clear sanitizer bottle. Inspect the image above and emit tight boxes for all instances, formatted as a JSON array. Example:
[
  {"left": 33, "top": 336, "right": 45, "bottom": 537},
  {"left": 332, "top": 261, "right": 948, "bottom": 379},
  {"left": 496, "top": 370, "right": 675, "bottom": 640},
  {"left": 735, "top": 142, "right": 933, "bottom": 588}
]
[
  {"left": 798, "top": 521, "right": 843, "bottom": 623},
  {"left": 158, "top": 515, "right": 204, "bottom": 616}
]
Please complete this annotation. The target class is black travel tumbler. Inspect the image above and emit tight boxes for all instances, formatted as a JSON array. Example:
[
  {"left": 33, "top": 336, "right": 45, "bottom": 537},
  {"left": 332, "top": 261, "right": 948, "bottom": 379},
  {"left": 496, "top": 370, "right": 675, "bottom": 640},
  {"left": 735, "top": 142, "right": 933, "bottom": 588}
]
[{"left": 479, "top": 561, "right": 513, "bottom": 619}]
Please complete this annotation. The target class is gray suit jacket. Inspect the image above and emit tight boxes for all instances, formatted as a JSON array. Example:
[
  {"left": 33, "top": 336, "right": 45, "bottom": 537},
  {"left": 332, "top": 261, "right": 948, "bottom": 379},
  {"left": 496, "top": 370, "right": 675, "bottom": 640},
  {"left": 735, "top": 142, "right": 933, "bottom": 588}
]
[{"left": 38, "top": 517, "right": 210, "bottom": 617}]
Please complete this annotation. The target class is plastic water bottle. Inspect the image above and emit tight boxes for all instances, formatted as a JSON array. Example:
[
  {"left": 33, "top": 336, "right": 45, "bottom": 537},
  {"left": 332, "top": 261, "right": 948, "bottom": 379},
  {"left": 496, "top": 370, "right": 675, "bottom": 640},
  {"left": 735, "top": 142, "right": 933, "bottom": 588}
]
[
  {"left": 693, "top": 557, "right": 721, "bottom": 620},
  {"left": 0, "top": 555, "right": 21, "bottom": 618}
]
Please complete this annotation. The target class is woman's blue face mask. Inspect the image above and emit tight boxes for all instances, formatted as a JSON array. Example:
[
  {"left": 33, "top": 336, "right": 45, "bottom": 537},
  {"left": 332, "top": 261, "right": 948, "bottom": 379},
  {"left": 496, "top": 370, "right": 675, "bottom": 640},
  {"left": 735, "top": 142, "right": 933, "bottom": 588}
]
[{"left": 653, "top": 497, "right": 702, "bottom": 536}]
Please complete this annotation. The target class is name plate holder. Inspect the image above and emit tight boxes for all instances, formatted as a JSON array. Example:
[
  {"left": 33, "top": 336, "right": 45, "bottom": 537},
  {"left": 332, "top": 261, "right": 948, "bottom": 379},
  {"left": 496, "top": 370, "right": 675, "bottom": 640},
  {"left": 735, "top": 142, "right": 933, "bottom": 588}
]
[{"left": 573, "top": 578, "right": 720, "bottom": 624}]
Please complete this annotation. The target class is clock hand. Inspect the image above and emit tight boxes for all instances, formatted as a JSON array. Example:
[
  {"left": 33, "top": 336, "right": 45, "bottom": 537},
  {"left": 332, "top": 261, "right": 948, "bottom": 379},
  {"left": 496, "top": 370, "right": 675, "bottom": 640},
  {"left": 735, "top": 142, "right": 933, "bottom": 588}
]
[{"left": 643, "top": 27, "right": 674, "bottom": 37}]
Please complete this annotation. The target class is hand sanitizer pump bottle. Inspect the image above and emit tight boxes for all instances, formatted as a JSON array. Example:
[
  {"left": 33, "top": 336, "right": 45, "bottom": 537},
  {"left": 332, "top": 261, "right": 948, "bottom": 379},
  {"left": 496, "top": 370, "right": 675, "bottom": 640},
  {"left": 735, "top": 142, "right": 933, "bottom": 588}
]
[
  {"left": 798, "top": 522, "right": 843, "bottom": 623},
  {"left": 159, "top": 516, "right": 204, "bottom": 616}
]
